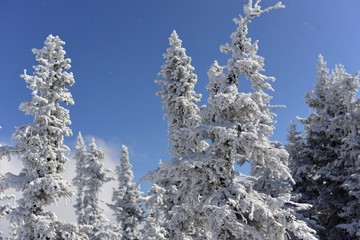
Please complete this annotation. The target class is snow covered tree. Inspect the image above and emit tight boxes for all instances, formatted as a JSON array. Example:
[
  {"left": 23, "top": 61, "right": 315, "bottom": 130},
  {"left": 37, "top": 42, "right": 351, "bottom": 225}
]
[
  {"left": 331, "top": 66, "right": 360, "bottom": 239},
  {"left": 290, "top": 56, "right": 330, "bottom": 215},
  {"left": 79, "top": 138, "right": 119, "bottom": 240},
  {"left": 336, "top": 105, "right": 360, "bottom": 238},
  {"left": 155, "top": 30, "right": 205, "bottom": 158},
  {"left": 142, "top": 184, "right": 167, "bottom": 240},
  {"left": 7, "top": 34, "right": 87, "bottom": 239},
  {"left": 0, "top": 173, "right": 14, "bottom": 239},
  {"left": 153, "top": 30, "right": 209, "bottom": 239},
  {"left": 109, "top": 145, "right": 143, "bottom": 240},
  {"left": 0, "top": 141, "right": 15, "bottom": 222},
  {"left": 72, "top": 132, "right": 87, "bottom": 225},
  {"left": 295, "top": 55, "right": 360, "bottom": 239},
  {"left": 0, "top": 139, "right": 22, "bottom": 237},
  {"left": 0, "top": 174, "right": 14, "bottom": 218},
  {"left": 151, "top": 1, "right": 317, "bottom": 239},
  {"left": 206, "top": 0, "right": 293, "bottom": 197},
  {"left": 286, "top": 121, "right": 302, "bottom": 176},
  {"left": 317, "top": 63, "right": 360, "bottom": 239},
  {"left": 286, "top": 121, "right": 319, "bottom": 235},
  {"left": 286, "top": 120, "right": 315, "bottom": 204},
  {"left": 198, "top": 1, "right": 316, "bottom": 239}
]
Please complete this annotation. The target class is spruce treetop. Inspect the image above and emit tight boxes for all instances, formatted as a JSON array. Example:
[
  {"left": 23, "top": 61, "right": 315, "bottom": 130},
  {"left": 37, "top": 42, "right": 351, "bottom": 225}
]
[{"left": 156, "top": 31, "right": 203, "bottom": 158}]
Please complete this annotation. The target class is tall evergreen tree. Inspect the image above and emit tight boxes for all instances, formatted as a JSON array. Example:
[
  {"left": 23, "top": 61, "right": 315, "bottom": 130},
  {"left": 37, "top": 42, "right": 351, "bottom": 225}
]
[
  {"left": 286, "top": 121, "right": 318, "bottom": 234},
  {"left": 0, "top": 174, "right": 13, "bottom": 218},
  {"left": 336, "top": 101, "right": 360, "bottom": 238},
  {"left": 0, "top": 141, "right": 15, "bottom": 222},
  {"left": 286, "top": 121, "right": 303, "bottom": 178},
  {"left": 0, "top": 173, "right": 14, "bottom": 239},
  {"left": 0, "top": 132, "right": 25, "bottom": 239},
  {"left": 8, "top": 35, "right": 86, "bottom": 239},
  {"left": 81, "top": 138, "right": 118, "bottom": 240},
  {"left": 199, "top": 1, "right": 315, "bottom": 239},
  {"left": 153, "top": 30, "right": 208, "bottom": 239},
  {"left": 109, "top": 145, "right": 143, "bottom": 240},
  {"left": 155, "top": 30, "right": 205, "bottom": 158},
  {"left": 328, "top": 64, "right": 360, "bottom": 238},
  {"left": 73, "top": 132, "right": 87, "bottom": 225},
  {"left": 152, "top": 1, "right": 317, "bottom": 239},
  {"left": 203, "top": 0, "right": 292, "bottom": 198},
  {"left": 286, "top": 121, "right": 314, "bottom": 205},
  {"left": 291, "top": 56, "right": 330, "bottom": 213},
  {"left": 294, "top": 55, "right": 360, "bottom": 239}
]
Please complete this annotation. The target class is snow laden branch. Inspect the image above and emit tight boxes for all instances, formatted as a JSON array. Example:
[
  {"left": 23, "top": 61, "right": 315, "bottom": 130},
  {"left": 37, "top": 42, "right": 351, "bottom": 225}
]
[
  {"left": 244, "top": 0, "right": 284, "bottom": 20},
  {"left": 0, "top": 145, "right": 23, "bottom": 162},
  {"left": 220, "top": 0, "right": 284, "bottom": 92}
]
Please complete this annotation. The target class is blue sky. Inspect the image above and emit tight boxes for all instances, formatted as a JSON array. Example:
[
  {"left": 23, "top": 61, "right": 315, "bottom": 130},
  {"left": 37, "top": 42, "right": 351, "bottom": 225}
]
[{"left": 1, "top": 0, "right": 360, "bottom": 183}]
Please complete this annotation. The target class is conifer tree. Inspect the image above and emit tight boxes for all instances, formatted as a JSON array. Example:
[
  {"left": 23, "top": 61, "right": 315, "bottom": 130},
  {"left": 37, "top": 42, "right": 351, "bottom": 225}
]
[
  {"left": 154, "top": 30, "right": 208, "bottom": 239},
  {"left": 337, "top": 105, "right": 360, "bottom": 238},
  {"left": 0, "top": 141, "right": 14, "bottom": 222},
  {"left": 156, "top": 30, "right": 205, "bottom": 158},
  {"left": 109, "top": 145, "right": 143, "bottom": 240},
  {"left": 295, "top": 55, "right": 360, "bottom": 239},
  {"left": 80, "top": 138, "right": 119, "bottom": 240},
  {"left": 291, "top": 56, "right": 330, "bottom": 214},
  {"left": 152, "top": 1, "right": 317, "bottom": 239},
  {"left": 0, "top": 173, "right": 14, "bottom": 239},
  {"left": 0, "top": 145, "right": 19, "bottom": 240},
  {"left": 0, "top": 174, "right": 13, "bottom": 217},
  {"left": 0, "top": 129, "right": 26, "bottom": 222},
  {"left": 8, "top": 35, "right": 86, "bottom": 239},
  {"left": 199, "top": 1, "right": 316, "bottom": 239},
  {"left": 328, "top": 64, "right": 360, "bottom": 239},
  {"left": 73, "top": 132, "right": 87, "bottom": 225},
  {"left": 286, "top": 120, "right": 317, "bottom": 205},
  {"left": 286, "top": 121, "right": 318, "bottom": 233},
  {"left": 206, "top": 0, "right": 293, "bottom": 197},
  {"left": 286, "top": 121, "right": 303, "bottom": 178}
]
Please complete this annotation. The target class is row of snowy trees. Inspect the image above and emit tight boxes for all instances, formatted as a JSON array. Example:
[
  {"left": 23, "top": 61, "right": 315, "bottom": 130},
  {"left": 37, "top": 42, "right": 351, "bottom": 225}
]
[
  {"left": 0, "top": 34, "right": 145, "bottom": 239},
  {"left": 0, "top": 0, "right": 359, "bottom": 239}
]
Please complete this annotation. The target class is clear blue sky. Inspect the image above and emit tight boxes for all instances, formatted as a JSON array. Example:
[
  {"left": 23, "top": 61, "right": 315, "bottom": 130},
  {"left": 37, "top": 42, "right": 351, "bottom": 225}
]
[{"left": 1, "top": 0, "right": 360, "bottom": 181}]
